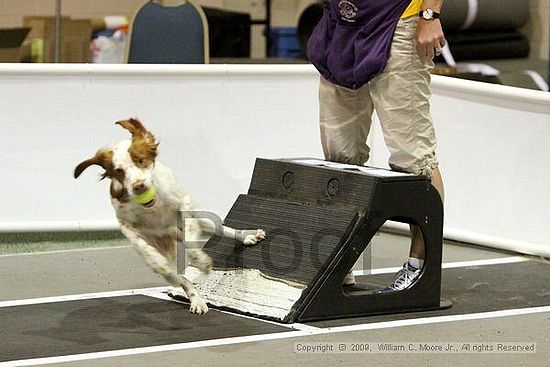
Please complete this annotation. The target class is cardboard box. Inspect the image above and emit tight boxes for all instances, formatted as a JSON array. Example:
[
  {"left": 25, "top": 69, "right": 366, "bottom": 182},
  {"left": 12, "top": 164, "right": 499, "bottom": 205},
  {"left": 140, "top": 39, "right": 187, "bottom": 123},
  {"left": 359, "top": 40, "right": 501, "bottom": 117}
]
[
  {"left": 23, "top": 16, "right": 92, "bottom": 63},
  {"left": 0, "top": 28, "right": 30, "bottom": 62}
]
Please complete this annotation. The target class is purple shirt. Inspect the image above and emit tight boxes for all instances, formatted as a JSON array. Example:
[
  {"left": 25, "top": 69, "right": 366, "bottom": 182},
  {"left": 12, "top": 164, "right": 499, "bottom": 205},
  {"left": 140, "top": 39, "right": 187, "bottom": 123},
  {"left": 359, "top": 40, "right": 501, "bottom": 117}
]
[{"left": 308, "top": 0, "right": 413, "bottom": 89}]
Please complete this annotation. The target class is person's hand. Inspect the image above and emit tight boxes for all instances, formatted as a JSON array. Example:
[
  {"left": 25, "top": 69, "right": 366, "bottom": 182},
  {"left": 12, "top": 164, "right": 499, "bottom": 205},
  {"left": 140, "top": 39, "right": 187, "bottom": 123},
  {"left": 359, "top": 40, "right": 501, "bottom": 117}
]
[{"left": 416, "top": 19, "right": 446, "bottom": 59}]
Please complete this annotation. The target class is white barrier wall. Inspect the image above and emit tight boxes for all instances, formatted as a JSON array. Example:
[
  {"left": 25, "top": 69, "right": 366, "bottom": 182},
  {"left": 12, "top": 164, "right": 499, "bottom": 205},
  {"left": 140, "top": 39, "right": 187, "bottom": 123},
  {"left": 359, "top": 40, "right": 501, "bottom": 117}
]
[
  {"left": 0, "top": 64, "right": 549, "bottom": 257},
  {"left": 0, "top": 64, "right": 323, "bottom": 230}
]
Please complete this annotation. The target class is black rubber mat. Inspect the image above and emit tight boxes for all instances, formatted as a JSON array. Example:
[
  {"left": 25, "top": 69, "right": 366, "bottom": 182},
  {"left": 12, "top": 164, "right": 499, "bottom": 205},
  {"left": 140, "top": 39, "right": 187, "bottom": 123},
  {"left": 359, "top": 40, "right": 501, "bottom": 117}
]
[
  {"left": 0, "top": 295, "right": 291, "bottom": 363},
  {"left": 309, "top": 261, "right": 550, "bottom": 327}
]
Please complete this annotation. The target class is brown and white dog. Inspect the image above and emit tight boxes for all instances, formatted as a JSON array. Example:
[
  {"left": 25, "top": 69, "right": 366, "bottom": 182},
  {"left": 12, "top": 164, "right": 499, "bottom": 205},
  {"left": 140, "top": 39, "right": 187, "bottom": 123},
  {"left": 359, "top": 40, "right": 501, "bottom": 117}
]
[{"left": 74, "top": 118, "right": 266, "bottom": 314}]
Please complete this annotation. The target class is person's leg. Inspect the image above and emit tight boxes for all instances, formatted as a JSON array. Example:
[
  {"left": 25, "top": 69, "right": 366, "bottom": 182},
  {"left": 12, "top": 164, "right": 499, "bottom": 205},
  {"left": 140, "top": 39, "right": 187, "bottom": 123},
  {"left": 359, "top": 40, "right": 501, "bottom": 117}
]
[
  {"left": 319, "top": 76, "right": 374, "bottom": 166},
  {"left": 370, "top": 17, "right": 438, "bottom": 177},
  {"left": 319, "top": 76, "right": 374, "bottom": 285},
  {"left": 369, "top": 16, "right": 442, "bottom": 290}
]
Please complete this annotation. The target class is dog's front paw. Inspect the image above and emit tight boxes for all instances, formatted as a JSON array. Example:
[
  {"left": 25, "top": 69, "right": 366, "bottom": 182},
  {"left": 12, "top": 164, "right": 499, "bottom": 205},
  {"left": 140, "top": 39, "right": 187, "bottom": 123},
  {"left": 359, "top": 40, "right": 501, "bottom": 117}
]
[
  {"left": 189, "top": 297, "right": 209, "bottom": 315},
  {"left": 243, "top": 229, "right": 266, "bottom": 246}
]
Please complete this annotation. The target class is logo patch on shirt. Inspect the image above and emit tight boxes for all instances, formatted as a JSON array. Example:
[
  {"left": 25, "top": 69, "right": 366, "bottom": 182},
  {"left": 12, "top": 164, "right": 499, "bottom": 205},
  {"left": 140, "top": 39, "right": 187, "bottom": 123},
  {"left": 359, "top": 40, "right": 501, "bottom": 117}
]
[{"left": 338, "top": 0, "right": 358, "bottom": 23}]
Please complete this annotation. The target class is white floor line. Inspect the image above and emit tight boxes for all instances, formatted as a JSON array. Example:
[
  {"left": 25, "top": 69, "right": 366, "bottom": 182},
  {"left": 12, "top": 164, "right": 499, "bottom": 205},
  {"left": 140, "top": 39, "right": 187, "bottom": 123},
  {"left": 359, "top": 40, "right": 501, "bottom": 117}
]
[
  {"left": 0, "top": 245, "right": 129, "bottom": 258},
  {"left": 139, "top": 289, "right": 184, "bottom": 303},
  {"left": 0, "top": 287, "right": 169, "bottom": 308},
  {"left": 0, "top": 256, "right": 529, "bottom": 308},
  {"left": 322, "top": 305, "right": 550, "bottom": 334},
  {"left": 2, "top": 305, "right": 550, "bottom": 367},
  {"left": 290, "top": 323, "right": 322, "bottom": 332},
  {"left": 0, "top": 330, "right": 311, "bottom": 367},
  {"left": 439, "top": 256, "right": 528, "bottom": 269},
  {"left": 353, "top": 256, "right": 528, "bottom": 276}
]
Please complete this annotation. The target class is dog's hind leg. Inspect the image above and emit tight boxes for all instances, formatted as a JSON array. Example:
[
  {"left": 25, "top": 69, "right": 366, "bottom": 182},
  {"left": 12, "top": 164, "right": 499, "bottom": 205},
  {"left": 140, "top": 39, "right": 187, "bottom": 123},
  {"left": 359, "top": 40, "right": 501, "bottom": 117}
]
[
  {"left": 120, "top": 224, "right": 209, "bottom": 314},
  {"left": 186, "top": 248, "right": 213, "bottom": 274},
  {"left": 177, "top": 219, "right": 213, "bottom": 274}
]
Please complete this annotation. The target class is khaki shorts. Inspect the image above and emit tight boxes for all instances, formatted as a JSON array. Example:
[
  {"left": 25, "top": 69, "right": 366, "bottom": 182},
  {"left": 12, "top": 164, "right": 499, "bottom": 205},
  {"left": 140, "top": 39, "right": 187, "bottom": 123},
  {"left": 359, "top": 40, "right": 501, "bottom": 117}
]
[{"left": 319, "top": 16, "right": 438, "bottom": 176}]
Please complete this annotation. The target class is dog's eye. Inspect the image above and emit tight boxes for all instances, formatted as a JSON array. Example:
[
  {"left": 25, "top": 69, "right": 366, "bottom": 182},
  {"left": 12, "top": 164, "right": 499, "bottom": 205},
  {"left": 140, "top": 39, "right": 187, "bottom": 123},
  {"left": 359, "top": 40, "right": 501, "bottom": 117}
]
[
  {"left": 114, "top": 168, "right": 124, "bottom": 177},
  {"left": 136, "top": 158, "right": 147, "bottom": 167}
]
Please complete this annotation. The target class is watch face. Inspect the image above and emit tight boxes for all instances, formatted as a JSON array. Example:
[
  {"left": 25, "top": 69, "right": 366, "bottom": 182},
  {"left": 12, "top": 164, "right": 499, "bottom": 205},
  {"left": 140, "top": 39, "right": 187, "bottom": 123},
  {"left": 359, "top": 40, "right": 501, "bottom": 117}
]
[{"left": 423, "top": 8, "right": 434, "bottom": 19}]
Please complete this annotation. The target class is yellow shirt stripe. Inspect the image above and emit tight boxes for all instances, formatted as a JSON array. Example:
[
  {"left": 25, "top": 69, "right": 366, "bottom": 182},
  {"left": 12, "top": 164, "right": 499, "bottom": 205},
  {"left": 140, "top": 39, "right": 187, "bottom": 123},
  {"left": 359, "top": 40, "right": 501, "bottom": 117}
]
[{"left": 401, "top": 0, "right": 422, "bottom": 18}]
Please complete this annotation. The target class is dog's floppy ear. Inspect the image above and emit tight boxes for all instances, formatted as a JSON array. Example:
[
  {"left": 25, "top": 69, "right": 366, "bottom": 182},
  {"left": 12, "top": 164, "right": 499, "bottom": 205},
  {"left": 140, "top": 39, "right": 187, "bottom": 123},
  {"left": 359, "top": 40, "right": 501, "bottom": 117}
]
[
  {"left": 116, "top": 118, "right": 159, "bottom": 156},
  {"left": 74, "top": 149, "right": 113, "bottom": 179},
  {"left": 115, "top": 118, "right": 148, "bottom": 138}
]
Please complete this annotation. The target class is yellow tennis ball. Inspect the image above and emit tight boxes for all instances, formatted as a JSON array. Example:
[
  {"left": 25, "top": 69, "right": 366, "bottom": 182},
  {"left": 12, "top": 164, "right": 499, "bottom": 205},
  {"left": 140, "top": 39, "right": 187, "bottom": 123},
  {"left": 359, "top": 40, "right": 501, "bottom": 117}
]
[{"left": 134, "top": 186, "right": 156, "bottom": 204}]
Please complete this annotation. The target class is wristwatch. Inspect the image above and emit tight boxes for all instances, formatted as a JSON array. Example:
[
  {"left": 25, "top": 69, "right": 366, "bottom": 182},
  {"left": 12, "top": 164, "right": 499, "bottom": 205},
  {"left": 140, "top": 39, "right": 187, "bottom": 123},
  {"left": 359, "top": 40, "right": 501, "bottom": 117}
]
[{"left": 419, "top": 8, "right": 440, "bottom": 20}]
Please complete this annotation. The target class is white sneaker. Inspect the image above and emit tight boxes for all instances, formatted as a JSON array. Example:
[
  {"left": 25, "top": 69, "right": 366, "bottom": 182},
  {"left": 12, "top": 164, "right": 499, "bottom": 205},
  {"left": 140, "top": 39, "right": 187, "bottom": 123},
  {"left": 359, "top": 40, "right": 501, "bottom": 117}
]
[
  {"left": 380, "top": 262, "right": 421, "bottom": 292},
  {"left": 343, "top": 271, "right": 356, "bottom": 286}
]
